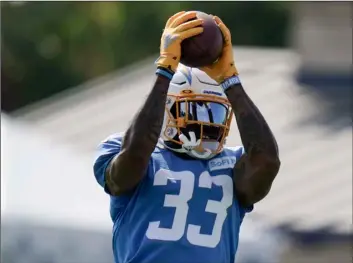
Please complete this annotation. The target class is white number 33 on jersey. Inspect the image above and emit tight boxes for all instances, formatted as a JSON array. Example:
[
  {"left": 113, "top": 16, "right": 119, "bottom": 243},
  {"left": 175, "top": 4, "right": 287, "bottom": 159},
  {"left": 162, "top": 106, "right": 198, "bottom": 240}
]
[{"left": 146, "top": 169, "right": 233, "bottom": 248}]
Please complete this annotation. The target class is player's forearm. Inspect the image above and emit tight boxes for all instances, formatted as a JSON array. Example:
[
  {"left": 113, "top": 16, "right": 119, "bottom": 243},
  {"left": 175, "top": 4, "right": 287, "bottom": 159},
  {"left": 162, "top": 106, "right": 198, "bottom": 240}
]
[
  {"left": 123, "top": 75, "right": 169, "bottom": 154},
  {"left": 107, "top": 75, "right": 170, "bottom": 195},
  {"left": 226, "top": 83, "right": 280, "bottom": 205},
  {"left": 226, "top": 83, "right": 280, "bottom": 195},
  {"left": 226, "top": 83, "right": 279, "bottom": 162}
]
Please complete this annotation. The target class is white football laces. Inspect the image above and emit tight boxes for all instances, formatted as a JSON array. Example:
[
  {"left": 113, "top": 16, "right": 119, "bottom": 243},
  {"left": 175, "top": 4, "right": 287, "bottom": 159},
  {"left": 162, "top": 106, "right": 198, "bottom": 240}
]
[{"left": 179, "top": 131, "right": 212, "bottom": 159}]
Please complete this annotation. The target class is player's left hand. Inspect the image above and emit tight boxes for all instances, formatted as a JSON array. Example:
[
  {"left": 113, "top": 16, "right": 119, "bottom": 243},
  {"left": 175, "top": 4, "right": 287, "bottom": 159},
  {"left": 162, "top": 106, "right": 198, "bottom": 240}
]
[{"left": 199, "top": 16, "right": 239, "bottom": 84}]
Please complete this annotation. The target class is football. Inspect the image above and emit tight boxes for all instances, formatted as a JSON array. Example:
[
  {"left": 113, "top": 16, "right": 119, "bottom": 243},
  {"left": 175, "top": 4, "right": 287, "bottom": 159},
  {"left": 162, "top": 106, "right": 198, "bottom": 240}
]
[{"left": 180, "top": 11, "right": 224, "bottom": 68}]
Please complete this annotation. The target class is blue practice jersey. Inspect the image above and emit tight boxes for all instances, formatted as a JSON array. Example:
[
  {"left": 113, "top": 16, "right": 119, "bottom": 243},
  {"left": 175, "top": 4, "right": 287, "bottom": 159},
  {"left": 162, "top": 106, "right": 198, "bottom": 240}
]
[{"left": 93, "top": 133, "right": 253, "bottom": 263}]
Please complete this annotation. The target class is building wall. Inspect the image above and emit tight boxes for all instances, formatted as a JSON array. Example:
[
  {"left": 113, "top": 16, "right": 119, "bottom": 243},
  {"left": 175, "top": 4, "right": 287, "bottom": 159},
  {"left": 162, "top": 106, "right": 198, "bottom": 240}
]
[
  {"left": 290, "top": 2, "right": 352, "bottom": 128},
  {"left": 292, "top": 2, "right": 352, "bottom": 76}
]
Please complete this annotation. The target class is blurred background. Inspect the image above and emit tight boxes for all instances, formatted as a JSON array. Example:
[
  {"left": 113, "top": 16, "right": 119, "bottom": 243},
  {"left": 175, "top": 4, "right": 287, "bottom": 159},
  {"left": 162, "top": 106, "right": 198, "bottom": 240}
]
[{"left": 1, "top": 2, "right": 352, "bottom": 263}]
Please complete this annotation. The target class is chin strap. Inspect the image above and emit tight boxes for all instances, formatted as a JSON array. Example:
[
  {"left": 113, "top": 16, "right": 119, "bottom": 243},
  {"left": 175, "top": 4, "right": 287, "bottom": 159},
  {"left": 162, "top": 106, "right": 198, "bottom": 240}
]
[{"left": 179, "top": 132, "right": 213, "bottom": 159}]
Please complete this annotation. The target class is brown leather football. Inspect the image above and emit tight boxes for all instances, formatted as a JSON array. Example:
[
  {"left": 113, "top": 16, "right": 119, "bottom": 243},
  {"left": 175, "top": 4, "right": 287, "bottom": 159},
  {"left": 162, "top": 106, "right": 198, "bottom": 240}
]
[{"left": 180, "top": 11, "right": 224, "bottom": 68}]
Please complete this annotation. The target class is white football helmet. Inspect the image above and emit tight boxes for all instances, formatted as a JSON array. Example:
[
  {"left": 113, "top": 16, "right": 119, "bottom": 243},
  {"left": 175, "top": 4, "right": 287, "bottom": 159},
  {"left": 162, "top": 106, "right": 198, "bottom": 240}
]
[{"left": 159, "top": 64, "right": 233, "bottom": 159}]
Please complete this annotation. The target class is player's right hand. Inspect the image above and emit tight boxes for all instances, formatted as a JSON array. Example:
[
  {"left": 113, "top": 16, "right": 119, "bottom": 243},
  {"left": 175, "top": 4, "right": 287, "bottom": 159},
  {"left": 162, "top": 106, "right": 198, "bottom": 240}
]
[{"left": 155, "top": 11, "right": 204, "bottom": 73}]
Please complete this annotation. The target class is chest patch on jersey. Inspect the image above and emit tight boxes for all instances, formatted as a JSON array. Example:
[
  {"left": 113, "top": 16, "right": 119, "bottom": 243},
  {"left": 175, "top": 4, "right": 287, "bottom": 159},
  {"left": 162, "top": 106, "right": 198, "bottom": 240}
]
[{"left": 208, "top": 156, "right": 237, "bottom": 171}]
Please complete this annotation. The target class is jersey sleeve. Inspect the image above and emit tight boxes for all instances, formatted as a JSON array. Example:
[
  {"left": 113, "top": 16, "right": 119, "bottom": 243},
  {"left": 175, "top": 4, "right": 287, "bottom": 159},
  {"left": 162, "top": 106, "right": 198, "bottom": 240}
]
[
  {"left": 93, "top": 134, "right": 137, "bottom": 221},
  {"left": 93, "top": 134, "right": 122, "bottom": 194},
  {"left": 93, "top": 133, "right": 154, "bottom": 222}
]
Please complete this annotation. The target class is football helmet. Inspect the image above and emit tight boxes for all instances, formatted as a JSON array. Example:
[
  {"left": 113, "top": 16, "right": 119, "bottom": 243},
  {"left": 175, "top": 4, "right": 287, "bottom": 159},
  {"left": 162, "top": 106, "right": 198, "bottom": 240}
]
[{"left": 159, "top": 64, "right": 233, "bottom": 159}]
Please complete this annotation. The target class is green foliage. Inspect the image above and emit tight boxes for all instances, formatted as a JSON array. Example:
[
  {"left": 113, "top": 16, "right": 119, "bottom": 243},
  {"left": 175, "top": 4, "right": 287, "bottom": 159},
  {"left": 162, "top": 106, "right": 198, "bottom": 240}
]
[{"left": 1, "top": 2, "right": 291, "bottom": 112}]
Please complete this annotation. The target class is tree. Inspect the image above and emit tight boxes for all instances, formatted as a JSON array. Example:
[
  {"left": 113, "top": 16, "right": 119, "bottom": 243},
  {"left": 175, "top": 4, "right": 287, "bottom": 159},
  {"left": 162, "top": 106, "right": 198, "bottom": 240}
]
[{"left": 1, "top": 2, "right": 290, "bottom": 112}]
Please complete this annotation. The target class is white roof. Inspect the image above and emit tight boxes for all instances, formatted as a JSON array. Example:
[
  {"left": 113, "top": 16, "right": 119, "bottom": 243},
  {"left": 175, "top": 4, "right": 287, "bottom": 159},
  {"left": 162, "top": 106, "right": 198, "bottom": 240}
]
[
  {"left": 1, "top": 114, "right": 112, "bottom": 231},
  {"left": 10, "top": 47, "right": 352, "bottom": 234}
]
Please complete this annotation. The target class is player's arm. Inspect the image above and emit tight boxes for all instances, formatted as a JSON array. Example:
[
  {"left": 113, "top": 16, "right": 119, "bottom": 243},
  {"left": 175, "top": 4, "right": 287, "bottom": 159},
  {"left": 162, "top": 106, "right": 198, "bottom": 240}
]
[
  {"left": 105, "top": 11, "right": 204, "bottom": 196},
  {"left": 106, "top": 76, "right": 170, "bottom": 195},
  {"left": 226, "top": 83, "right": 280, "bottom": 206},
  {"left": 200, "top": 16, "right": 280, "bottom": 207}
]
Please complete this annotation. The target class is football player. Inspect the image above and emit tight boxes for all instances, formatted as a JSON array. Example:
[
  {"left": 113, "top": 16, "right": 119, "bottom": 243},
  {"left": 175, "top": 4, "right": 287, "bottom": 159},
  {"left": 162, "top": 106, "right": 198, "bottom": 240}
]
[{"left": 94, "top": 11, "right": 280, "bottom": 263}]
